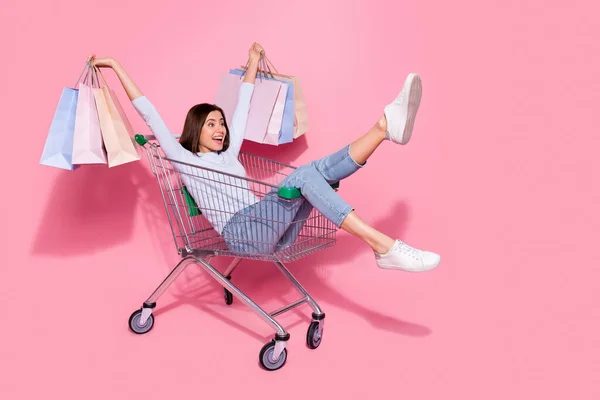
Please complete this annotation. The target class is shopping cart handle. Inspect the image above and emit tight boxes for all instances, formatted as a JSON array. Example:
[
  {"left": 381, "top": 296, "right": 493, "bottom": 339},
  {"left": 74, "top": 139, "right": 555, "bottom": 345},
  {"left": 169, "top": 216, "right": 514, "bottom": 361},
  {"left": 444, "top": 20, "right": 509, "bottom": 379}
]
[
  {"left": 278, "top": 181, "right": 340, "bottom": 199},
  {"left": 135, "top": 133, "right": 181, "bottom": 146},
  {"left": 135, "top": 134, "right": 148, "bottom": 146}
]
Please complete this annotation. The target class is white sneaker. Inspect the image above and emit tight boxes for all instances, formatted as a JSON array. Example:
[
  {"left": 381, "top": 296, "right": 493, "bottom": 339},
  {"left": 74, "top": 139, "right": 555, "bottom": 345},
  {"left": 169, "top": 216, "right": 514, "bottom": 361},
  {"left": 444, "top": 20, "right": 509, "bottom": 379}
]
[
  {"left": 375, "top": 240, "right": 440, "bottom": 272},
  {"left": 384, "top": 73, "right": 422, "bottom": 145}
]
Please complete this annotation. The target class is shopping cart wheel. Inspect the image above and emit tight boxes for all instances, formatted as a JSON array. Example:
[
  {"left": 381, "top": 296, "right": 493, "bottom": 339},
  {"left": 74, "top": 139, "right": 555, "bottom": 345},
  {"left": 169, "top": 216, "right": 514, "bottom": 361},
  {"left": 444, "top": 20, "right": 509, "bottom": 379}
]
[
  {"left": 128, "top": 309, "right": 154, "bottom": 334},
  {"left": 306, "top": 321, "right": 323, "bottom": 349},
  {"left": 259, "top": 340, "right": 288, "bottom": 371},
  {"left": 224, "top": 276, "right": 233, "bottom": 305},
  {"left": 224, "top": 289, "right": 233, "bottom": 305}
]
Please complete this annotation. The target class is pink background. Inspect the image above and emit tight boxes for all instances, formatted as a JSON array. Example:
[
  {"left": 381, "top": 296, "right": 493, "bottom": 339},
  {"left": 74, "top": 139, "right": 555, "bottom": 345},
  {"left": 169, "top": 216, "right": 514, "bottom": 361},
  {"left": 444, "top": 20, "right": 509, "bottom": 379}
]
[{"left": 2, "top": 0, "right": 599, "bottom": 398}]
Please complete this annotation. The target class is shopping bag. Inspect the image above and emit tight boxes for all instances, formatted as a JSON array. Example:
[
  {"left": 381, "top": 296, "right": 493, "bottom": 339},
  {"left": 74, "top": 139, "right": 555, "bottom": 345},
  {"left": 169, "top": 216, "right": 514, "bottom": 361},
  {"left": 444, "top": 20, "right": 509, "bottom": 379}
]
[
  {"left": 250, "top": 63, "right": 288, "bottom": 145},
  {"left": 266, "top": 81, "right": 288, "bottom": 145},
  {"left": 246, "top": 78, "right": 284, "bottom": 145},
  {"left": 289, "top": 74, "right": 309, "bottom": 139},
  {"left": 39, "top": 64, "right": 88, "bottom": 170},
  {"left": 213, "top": 72, "right": 242, "bottom": 124},
  {"left": 92, "top": 67, "right": 140, "bottom": 167},
  {"left": 240, "top": 55, "right": 309, "bottom": 139},
  {"left": 230, "top": 68, "right": 294, "bottom": 145},
  {"left": 214, "top": 71, "right": 283, "bottom": 145},
  {"left": 72, "top": 64, "right": 107, "bottom": 164}
]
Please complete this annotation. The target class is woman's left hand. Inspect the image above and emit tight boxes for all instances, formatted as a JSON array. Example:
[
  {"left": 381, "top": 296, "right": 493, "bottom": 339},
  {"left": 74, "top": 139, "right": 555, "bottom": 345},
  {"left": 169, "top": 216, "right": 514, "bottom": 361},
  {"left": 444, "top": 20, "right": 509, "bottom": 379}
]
[
  {"left": 89, "top": 55, "right": 117, "bottom": 69},
  {"left": 248, "top": 42, "right": 264, "bottom": 62}
]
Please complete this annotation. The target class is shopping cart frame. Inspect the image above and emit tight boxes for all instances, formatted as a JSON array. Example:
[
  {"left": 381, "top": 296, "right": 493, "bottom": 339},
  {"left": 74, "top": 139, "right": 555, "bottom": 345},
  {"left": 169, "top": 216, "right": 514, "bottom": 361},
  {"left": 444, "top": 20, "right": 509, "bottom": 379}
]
[{"left": 128, "top": 134, "right": 339, "bottom": 371}]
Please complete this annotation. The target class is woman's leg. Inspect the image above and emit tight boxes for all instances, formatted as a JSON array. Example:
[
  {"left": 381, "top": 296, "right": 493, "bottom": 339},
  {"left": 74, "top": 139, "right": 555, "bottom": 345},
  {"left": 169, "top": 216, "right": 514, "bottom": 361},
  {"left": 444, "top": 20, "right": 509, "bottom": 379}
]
[
  {"left": 224, "top": 163, "right": 439, "bottom": 272},
  {"left": 271, "top": 133, "right": 379, "bottom": 249},
  {"left": 280, "top": 73, "right": 439, "bottom": 271},
  {"left": 340, "top": 211, "right": 395, "bottom": 254},
  {"left": 279, "top": 164, "right": 439, "bottom": 272},
  {"left": 347, "top": 116, "right": 387, "bottom": 165},
  {"left": 309, "top": 73, "right": 423, "bottom": 183},
  {"left": 307, "top": 118, "right": 386, "bottom": 184},
  {"left": 275, "top": 199, "right": 313, "bottom": 251},
  {"left": 279, "top": 120, "right": 394, "bottom": 254},
  {"left": 222, "top": 192, "right": 305, "bottom": 255},
  {"left": 282, "top": 162, "right": 394, "bottom": 255}
]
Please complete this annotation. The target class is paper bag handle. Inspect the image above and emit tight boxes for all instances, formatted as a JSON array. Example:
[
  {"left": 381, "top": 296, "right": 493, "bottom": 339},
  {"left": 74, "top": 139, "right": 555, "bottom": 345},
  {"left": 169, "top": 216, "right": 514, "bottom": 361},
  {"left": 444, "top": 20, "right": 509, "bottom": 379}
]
[
  {"left": 73, "top": 62, "right": 91, "bottom": 88},
  {"left": 239, "top": 54, "right": 275, "bottom": 81},
  {"left": 238, "top": 53, "right": 293, "bottom": 79},
  {"left": 93, "top": 66, "right": 111, "bottom": 89}
]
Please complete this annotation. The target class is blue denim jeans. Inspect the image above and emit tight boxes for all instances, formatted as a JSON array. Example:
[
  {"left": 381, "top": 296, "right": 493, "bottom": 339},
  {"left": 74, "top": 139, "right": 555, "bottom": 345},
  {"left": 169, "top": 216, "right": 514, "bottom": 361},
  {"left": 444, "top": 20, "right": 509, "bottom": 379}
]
[{"left": 222, "top": 144, "right": 364, "bottom": 254}]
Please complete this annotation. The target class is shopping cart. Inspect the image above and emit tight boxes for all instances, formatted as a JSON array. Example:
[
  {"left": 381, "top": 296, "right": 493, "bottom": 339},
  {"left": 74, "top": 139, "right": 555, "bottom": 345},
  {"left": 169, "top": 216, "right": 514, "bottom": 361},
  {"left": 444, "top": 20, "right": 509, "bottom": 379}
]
[{"left": 128, "top": 134, "right": 339, "bottom": 371}]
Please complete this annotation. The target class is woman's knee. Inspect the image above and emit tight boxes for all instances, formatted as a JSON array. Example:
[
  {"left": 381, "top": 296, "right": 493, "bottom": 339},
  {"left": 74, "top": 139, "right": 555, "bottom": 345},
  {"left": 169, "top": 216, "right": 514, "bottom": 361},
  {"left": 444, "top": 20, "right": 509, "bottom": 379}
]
[{"left": 292, "top": 164, "right": 319, "bottom": 185}]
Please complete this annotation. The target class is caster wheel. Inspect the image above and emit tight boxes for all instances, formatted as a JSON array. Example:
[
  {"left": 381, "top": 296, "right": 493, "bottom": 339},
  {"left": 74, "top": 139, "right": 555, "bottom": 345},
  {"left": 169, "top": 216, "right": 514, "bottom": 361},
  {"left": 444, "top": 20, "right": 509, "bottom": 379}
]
[
  {"left": 259, "top": 340, "right": 287, "bottom": 371},
  {"left": 306, "top": 321, "right": 323, "bottom": 349},
  {"left": 128, "top": 309, "right": 154, "bottom": 334},
  {"left": 224, "top": 276, "right": 233, "bottom": 305},
  {"left": 224, "top": 289, "right": 233, "bottom": 305}
]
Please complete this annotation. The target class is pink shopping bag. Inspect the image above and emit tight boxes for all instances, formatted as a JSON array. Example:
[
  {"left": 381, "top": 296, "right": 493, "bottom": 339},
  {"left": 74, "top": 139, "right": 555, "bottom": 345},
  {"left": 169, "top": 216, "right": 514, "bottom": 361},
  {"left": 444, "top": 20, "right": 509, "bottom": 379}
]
[
  {"left": 72, "top": 64, "right": 107, "bottom": 164},
  {"left": 240, "top": 56, "right": 310, "bottom": 139},
  {"left": 214, "top": 72, "right": 283, "bottom": 145},
  {"left": 262, "top": 56, "right": 309, "bottom": 139},
  {"left": 92, "top": 67, "right": 140, "bottom": 167}
]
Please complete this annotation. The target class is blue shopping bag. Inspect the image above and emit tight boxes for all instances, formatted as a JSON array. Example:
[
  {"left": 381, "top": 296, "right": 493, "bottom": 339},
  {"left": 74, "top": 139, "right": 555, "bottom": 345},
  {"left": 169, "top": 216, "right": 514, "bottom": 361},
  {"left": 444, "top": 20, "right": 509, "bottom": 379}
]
[
  {"left": 230, "top": 68, "right": 295, "bottom": 144},
  {"left": 40, "top": 64, "right": 90, "bottom": 170},
  {"left": 39, "top": 87, "right": 79, "bottom": 170}
]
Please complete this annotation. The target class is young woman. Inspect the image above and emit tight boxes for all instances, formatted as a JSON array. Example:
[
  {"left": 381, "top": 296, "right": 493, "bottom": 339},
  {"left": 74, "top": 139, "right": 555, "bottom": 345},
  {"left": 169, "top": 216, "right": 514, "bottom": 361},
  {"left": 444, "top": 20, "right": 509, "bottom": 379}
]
[{"left": 91, "top": 42, "right": 440, "bottom": 272}]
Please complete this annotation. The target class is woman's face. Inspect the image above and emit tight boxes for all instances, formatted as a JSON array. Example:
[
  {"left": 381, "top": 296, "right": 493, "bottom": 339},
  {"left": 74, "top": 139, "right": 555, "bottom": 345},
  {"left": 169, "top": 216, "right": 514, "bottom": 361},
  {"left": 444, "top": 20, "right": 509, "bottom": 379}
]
[{"left": 198, "top": 110, "right": 227, "bottom": 153}]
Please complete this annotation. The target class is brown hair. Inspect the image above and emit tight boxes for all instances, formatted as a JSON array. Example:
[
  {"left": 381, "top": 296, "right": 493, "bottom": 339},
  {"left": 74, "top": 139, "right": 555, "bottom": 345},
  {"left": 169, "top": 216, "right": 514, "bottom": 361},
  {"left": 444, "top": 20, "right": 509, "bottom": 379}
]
[{"left": 179, "top": 103, "right": 230, "bottom": 153}]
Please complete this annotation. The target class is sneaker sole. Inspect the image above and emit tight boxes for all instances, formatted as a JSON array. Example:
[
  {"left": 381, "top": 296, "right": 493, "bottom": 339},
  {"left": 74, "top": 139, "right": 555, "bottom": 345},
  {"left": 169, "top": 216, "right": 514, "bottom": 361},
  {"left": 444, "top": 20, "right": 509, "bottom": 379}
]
[
  {"left": 377, "top": 263, "right": 439, "bottom": 273},
  {"left": 400, "top": 73, "right": 422, "bottom": 145}
]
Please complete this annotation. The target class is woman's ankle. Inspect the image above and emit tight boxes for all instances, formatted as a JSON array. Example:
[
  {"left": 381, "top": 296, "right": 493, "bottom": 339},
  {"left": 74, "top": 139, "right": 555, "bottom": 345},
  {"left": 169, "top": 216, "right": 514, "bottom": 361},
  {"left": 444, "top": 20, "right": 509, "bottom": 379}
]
[
  {"left": 372, "top": 237, "right": 396, "bottom": 254},
  {"left": 375, "top": 115, "right": 387, "bottom": 134}
]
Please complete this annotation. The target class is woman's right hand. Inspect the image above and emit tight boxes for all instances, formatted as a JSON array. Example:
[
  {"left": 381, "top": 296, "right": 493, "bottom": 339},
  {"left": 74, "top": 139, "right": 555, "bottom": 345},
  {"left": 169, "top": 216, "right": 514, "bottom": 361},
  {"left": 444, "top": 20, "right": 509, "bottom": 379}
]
[
  {"left": 88, "top": 54, "right": 116, "bottom": 69},
  {"left": 248, "top": 43, "right": 264, "bottom": 63}
]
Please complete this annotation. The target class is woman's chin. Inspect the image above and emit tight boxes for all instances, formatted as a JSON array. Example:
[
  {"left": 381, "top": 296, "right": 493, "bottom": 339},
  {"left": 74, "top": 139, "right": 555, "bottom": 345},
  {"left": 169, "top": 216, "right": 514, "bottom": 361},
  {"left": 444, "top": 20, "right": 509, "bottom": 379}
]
[{"left": 210, "top": 139, "right": 224, "bottom": 151}]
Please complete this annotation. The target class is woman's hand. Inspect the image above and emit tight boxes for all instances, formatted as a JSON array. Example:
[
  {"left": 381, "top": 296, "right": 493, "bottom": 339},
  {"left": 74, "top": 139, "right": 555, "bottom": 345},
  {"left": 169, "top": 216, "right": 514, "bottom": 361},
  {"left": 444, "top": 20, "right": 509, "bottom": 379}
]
[
  {"left": 84, "top": 54, "right": 143, "bottom": 101},
  {"left": 88, "top": 54, "right": 117, "bottom": 69},
  {"left": 248, "top": 43, "right": 264, "bottom": 63}
]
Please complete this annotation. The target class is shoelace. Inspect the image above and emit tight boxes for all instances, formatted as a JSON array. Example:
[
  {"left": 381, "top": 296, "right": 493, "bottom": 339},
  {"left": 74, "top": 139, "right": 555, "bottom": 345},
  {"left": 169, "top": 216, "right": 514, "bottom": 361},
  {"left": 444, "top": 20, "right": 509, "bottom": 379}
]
[{"left": 398, "top": 242, "right": 422, "bottom": 260}]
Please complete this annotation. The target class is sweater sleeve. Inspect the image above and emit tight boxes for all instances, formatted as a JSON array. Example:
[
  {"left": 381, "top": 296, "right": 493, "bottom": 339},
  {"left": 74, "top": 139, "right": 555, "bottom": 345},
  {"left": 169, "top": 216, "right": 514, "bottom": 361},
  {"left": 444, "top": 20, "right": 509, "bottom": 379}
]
[
  {"left": 226, "top": 82, "right": 254, "bottom": 156},
  {"left": 132, "top": 96, "right": 190, "bottom": 161}
]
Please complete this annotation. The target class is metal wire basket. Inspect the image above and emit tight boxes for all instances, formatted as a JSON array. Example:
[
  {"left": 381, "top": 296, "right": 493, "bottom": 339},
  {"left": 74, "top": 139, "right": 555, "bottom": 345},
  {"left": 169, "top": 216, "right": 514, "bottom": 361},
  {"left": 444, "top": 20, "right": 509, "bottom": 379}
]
[{"left": 127, "top": 134, "right": 338, "bottom": 371}]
